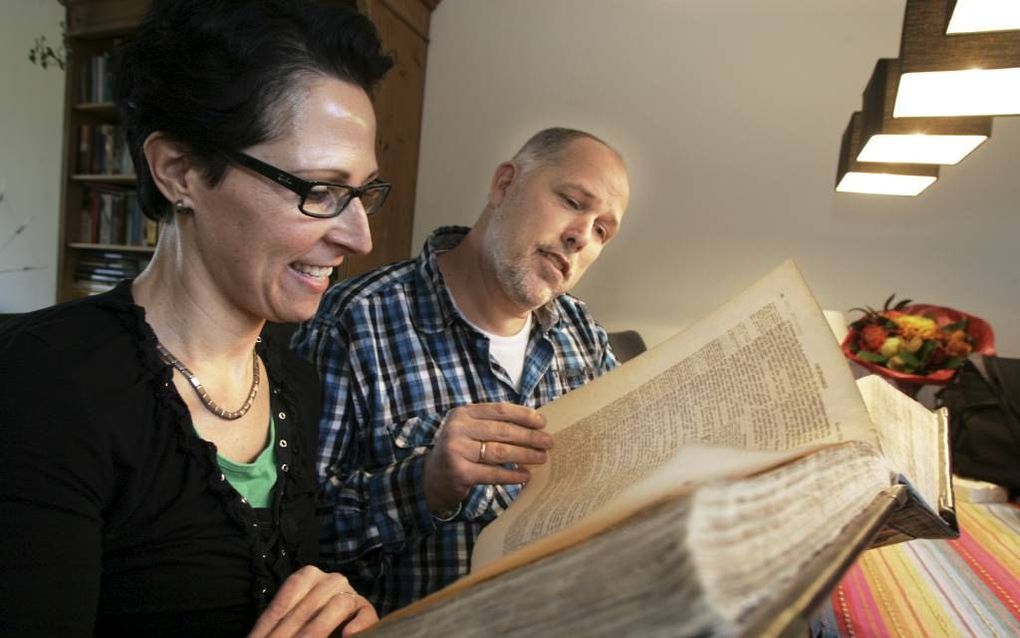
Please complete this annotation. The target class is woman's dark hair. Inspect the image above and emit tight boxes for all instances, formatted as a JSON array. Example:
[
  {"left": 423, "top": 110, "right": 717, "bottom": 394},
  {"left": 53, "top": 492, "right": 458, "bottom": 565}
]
[{"left": 114, "top": 0, "right": 393, "bottom": 220}]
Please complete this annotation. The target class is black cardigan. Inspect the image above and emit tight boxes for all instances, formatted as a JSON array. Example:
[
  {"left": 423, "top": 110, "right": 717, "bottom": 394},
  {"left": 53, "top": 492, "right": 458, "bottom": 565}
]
[{"left": 0, "top": 282, "right": 322, "bottom": 637}]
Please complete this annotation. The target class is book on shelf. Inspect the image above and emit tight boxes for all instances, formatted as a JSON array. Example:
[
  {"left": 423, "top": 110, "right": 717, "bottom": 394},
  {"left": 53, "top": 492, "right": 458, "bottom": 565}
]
[
  {"left": 79, "top": 185, "right": 155, "bottom": 247},
  {"left": 79, "top": 52, "right": 114, "bottom": 104},
  {"left": 143, "top": 216, "right": 160, "bottom": 247},
  {"left": 76, "top": 124, "right": 132, "bottom": 176},
  {"left": 365, "top": 260, "right": 957, "bottom": 638},
  {"left": 77, "top": 124, "right": 91, "bottom": 175}
]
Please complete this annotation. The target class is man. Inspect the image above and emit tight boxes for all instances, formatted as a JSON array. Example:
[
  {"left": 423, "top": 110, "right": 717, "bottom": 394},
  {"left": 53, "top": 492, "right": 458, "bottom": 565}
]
[{"left": 293, "top": 127, "right": 631, "bottom": 614}]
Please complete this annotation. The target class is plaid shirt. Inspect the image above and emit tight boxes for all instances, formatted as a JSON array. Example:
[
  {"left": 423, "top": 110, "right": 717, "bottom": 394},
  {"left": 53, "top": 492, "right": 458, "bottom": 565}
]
[{"left": 292, "top": 226, "right": 618, "bottom": 614}]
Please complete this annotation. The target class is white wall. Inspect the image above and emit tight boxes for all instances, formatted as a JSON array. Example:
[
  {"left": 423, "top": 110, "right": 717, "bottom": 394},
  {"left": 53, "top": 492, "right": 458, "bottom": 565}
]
[
  {"left": 0, "top": 0, "right": 65, "bottom": 311},
  {"left": 414, "top": 0, "right": 1020, "bottom": 356}
]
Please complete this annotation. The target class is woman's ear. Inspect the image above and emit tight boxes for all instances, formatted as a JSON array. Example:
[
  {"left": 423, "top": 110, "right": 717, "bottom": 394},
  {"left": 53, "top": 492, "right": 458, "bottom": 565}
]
[
  {"left": 487, "top": 160, "right": 520, "bottom": 208},
  {"left": 143, "top": 132, "right": 195, "bottom": 208}
]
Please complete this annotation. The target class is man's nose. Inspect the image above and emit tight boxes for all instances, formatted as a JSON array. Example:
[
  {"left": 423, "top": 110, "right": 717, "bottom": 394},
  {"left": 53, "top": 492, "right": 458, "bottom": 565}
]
[{"left": 562, "top": 223, "right": 590, "bottom": 253}]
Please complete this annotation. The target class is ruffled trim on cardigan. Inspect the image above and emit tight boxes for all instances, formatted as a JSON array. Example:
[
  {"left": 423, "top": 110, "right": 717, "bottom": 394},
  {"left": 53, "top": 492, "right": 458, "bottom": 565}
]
[{"left": 93, "top": 280, "right": 310, "bottom": 608}]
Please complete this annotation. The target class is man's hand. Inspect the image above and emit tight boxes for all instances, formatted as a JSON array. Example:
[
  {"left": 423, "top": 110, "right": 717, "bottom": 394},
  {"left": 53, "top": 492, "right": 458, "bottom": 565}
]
[
  {"left": 423, "top": 403, "right": 552, "bottom": 513},
  {"left": 247, "top": 566, "right": 378, "bottom": 638}
]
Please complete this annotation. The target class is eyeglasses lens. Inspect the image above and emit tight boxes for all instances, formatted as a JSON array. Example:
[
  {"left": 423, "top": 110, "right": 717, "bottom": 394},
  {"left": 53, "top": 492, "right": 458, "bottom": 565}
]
[
  {"left": 301, "top": 184, "right": 389, "bottom": 218},
  {"left": 359, "top": 186, "right": 389, "bottom": 215}
]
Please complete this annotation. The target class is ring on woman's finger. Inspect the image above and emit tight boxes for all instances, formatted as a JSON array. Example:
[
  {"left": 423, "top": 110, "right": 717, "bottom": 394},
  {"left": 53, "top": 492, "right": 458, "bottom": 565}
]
[{"left": 478, "top": 440, "right": 487, "bottom": 464}]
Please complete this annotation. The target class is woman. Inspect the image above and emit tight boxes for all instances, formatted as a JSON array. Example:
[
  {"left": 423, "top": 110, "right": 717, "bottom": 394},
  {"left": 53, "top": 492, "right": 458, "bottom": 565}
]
[{"left": 0, "top": 1, "right": 392, "bottom": 635}]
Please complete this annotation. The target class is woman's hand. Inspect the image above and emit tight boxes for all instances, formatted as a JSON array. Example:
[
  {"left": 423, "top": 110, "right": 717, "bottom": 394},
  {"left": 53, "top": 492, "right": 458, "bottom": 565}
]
[{"left": 247, "top": 566, "right": 378, "bottom": 638}]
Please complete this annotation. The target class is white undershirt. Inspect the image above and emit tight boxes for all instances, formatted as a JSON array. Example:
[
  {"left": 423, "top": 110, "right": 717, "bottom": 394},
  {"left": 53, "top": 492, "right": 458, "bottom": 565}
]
[{"left": 447, "top": 289, "right": 533, "bottom": 391}]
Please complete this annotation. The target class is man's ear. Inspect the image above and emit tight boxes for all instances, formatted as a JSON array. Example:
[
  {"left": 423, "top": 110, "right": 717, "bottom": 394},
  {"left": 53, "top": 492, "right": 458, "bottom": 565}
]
[
  {"left": 487, "top": 161, "right": 520, "bottom": 208},
  {"left": 143, "top": 132, "right": 195, "bottom": 207}
]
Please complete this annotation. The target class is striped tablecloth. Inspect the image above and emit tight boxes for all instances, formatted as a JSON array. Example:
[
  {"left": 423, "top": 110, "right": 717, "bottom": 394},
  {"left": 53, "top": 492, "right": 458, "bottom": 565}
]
[{"left": 813, "top": 500, "right": 1020, "bottom": 637}]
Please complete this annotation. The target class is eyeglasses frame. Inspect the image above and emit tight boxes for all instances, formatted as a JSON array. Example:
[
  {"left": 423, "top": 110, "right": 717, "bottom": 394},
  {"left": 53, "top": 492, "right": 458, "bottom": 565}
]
[{"left": 223, "top": 149, "right": 391, "bottom": 219}]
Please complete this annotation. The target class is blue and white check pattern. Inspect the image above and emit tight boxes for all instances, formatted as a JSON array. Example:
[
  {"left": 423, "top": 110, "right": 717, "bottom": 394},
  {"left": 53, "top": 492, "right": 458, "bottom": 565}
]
[{"left": 292, "top": 226, "right": 618, "bottom": 614}]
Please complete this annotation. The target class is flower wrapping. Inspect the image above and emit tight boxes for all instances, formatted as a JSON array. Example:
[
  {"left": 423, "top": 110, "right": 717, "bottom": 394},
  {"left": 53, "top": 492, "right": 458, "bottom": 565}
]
[{"left": 841, "top": 299, "right": 995, "bottom": 385}]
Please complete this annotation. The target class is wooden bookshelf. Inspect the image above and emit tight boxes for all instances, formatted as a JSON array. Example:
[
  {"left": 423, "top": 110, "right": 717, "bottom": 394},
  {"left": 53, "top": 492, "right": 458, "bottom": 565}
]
[
  {"left": 71, "top": 174, "right": 136, "bottom": 184},
  {"left": 72, "top": 102, "right": 118, "bottom": 120},
  {"left": 56, "top": 0, "right": 440, "bottom": 302},
  {"left": 68, "top": 242, "right": 154, "bottom": 253}
]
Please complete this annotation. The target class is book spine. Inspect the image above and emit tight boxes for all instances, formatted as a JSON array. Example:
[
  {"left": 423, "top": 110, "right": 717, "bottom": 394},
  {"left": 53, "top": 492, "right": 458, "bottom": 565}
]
[
  {"left": 102, "top": 125, "right": 116, "bottom": 175},
  {"left": 77, "top": 124, "right": 92, "bottom": 173},
  {"left": 144, "top": 217, "right": 159, "bottom": 247},
  {"left": 98, "top": 192, "right": 113, "bottom": 244},
  {"left": 91, "top": 56, "right": 100, "bottom": 103}
]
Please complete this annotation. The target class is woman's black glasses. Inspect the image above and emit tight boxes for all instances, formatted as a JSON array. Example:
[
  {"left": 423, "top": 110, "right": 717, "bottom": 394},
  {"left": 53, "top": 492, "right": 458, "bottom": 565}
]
[{"left": 224, "top": 150, "right": 391, "bottom": 219}]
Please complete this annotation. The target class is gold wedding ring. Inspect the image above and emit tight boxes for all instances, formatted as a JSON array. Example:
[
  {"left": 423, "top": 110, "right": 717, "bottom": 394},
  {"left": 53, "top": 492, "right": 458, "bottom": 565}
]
[{"left": 478, "top": 441, "right": 487, "bottom": 464}]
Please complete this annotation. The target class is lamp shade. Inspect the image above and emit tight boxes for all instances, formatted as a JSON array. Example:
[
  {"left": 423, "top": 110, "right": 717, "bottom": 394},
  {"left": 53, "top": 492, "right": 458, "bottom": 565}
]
[
  {"left": 836, "top": 112, "right": 939, "bottom": 196},
  {"left": 858, "top": 58, "right": 990, "bottom": 164},
  {"left": 947, "top": 0, "right": 1020, "bottom": 34},
  {"left": 894, "top": 0, "right": 1020, "bottom": 117}
]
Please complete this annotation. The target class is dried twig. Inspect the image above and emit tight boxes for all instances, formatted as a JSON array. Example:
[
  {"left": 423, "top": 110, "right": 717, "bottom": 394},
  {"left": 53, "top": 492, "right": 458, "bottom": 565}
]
[{"left": 0, "top": 186, "right": 43, "bottom": 275}]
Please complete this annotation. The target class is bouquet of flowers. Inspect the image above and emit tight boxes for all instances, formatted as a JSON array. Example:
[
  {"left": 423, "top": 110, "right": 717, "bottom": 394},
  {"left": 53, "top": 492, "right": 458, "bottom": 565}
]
[{"left": 842, "top": 294, "right": 995, "bottom": 384}]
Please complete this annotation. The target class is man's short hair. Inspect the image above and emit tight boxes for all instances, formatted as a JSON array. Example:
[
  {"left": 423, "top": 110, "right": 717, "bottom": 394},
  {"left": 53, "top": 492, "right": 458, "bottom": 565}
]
[{"left": 512, "top": 127, "right": 622, "bottom": 173}]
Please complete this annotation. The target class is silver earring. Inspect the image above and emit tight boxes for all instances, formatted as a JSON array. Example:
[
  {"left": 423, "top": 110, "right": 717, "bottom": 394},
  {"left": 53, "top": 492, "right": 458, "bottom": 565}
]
[{"left": 173, "top": 199, "right": 193, "bottom": 215}]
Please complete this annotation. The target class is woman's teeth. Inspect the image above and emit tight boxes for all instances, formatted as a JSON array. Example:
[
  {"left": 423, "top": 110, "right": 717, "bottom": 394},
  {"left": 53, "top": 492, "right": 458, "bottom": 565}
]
[{"left": 293, "top": 263, "right": 333, "bottom": 278}]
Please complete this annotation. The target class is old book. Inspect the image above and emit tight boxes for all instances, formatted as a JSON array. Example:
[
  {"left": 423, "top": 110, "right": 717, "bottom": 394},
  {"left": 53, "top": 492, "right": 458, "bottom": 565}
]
[{"left": 365, "top": 261, "right": 957, "bottom": 638}]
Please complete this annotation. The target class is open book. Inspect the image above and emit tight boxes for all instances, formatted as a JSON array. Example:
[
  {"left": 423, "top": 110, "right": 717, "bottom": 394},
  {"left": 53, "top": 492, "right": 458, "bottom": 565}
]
[{"left": 364, "top": 261, "right": 957, "bottom": 637}]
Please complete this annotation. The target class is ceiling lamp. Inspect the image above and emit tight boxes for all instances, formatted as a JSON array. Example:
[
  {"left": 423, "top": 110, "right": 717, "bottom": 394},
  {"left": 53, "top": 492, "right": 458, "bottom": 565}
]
[
  {"left": 946, "top": 0, "right": 1020, "bottom": 34},
  {"left": 857, "top": 58, "right": 990, "bottom": 164},
  {"left": 894, "top": 0, "right": 1020, "bottom": 117},
  {"left": 836, "top": 112, "right": 939, "bottom": 196}
]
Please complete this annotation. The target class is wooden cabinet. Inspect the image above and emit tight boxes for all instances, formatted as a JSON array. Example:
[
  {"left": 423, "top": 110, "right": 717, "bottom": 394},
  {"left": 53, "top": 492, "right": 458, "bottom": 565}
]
[
  {"left": 56, "top": 0, "right": 439, "bottom": 301},
  {"left": 345, "top": 0, "right": 434, "bottom": 278}
]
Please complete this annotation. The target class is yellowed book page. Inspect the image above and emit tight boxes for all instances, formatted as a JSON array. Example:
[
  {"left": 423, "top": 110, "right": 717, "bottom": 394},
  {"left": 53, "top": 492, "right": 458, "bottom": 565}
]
[
  {"left": 823, "top": 309, "right": 849, "bottom": 343},
  {"left": 473, "top": 261, "right": 878, "bottom": 569},
  {"left": 856, "top": 374, "right": 943, "bottom": 511}
]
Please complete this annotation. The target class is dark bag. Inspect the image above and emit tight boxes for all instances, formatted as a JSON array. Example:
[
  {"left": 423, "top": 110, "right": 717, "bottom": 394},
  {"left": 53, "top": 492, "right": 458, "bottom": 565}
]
[{"left": 937, "top": 355, "right": 1020, "bottom": 490}]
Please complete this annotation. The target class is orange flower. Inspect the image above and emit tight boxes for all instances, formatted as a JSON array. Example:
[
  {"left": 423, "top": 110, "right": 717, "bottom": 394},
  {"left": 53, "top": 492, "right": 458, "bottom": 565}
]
[
  {"left": 944, "top": 330, "right": 973, "bottom": 357},
  {"left": 861, "top": 324, "right": 888, "bottom": 352}
]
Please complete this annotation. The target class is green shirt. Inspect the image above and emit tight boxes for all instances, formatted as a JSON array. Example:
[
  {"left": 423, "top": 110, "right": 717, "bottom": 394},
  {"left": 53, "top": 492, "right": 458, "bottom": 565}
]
[{"left": 215, "top": 416, "right": 278, "bottom": 508}]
